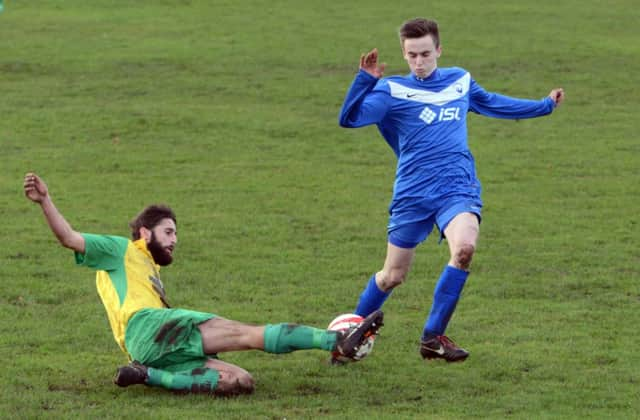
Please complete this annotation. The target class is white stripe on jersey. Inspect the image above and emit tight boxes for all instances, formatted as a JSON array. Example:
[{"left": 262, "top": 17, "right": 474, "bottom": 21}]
[{"left": 388, "top": 72, "right": 470, "bottom": 106}]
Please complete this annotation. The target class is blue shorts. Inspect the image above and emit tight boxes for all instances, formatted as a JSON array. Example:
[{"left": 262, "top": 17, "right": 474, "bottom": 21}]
[{"left": 387, "top": 195, "right": 482, "bottom": 249}]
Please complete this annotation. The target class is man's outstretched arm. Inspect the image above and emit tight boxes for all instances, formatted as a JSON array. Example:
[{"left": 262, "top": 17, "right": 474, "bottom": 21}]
[
  {"left": 469, "top": 77, "right": 565, "bottom": 119},
  {"left": 338, "top": 48, "right": 391, "bottom": 128},
  {"left": 24, "top": 172, "right": 85, "bottom": 254}
]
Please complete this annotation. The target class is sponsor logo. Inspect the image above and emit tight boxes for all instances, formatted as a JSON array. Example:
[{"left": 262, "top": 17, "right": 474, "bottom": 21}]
[
  {"left": 419, "top": 106, "right": 437, "bottom": 124},
  {"left": 431, "top": 345, "right": 446, "bottom": 355},
  {"left": 439, "top": 107, "right": 461, "bottom": 121},
  {"left": 420, "top": 106, "right": 461, "bottom": 124}
]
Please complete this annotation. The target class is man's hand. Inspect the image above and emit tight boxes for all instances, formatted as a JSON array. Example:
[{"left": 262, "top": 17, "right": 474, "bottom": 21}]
[
  {"left": 24, "top": 172, "right": 49, "bottom": 204},
  {"left": 360, "top": 48, "right": 386, "bottom": 79},
  {"left": 23, "top": 172, "right": 85, "bottom": 253},
  {"left": 549, "top": 88, "right": 565, "bottom": 106}
]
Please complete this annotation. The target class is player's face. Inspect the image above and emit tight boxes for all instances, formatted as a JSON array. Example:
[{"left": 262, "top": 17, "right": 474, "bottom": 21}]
[
  {"left": 402, "top": 35, "right": 441, "bottom": 78},
  {"left": 147, "top": 218, "right": 177, "bottom": 266}
]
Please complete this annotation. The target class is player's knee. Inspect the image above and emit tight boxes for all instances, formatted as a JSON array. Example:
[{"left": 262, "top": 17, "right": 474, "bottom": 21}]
[
  {"left": 214, "top": 371, "right": 255, "bottom": 397},
  {"left": 378, "top": 268, "right": 407, "bottom": 290},
  {"left": 453, "top": 243, "right": 475, "bottom": 270},
  {"left": 236, "top": 372, "right": 255, "bottom": 394}
]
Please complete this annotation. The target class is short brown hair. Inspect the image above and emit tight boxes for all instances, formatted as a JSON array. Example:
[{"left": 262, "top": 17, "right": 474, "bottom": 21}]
[
  {"left": 399, "top": 18, "right": 440, "bottom": 48},
  {"left": 129, "top": 204, "right": 176, "bottom": 240}
]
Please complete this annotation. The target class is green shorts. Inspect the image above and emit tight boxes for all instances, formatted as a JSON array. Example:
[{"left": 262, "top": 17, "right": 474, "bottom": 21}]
[{"left": 124, "top": 308, "right": 217, "bottom": 372}]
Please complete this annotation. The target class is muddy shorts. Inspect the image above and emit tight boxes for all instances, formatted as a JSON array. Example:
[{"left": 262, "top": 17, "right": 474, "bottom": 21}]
[{"left": 124, "top": 308, "right": 217, "bottom": 372}]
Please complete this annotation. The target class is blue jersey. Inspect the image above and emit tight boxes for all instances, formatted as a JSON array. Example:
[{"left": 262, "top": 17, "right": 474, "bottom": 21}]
[{"left": 339, "top": 67, "right": 556, "bottom": 213}]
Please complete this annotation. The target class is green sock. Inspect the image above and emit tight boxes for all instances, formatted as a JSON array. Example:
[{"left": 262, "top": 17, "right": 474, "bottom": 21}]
[
  {"left": 263, "top": 323, "right": 338, "bottom": 353},
  {"left": 146, "top": 367, "right": 220, "bottom": 393}
]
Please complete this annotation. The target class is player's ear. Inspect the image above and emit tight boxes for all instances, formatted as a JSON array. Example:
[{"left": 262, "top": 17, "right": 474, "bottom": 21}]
[{"left": 139, "top": 226, "right": 152, "bottom": 242}]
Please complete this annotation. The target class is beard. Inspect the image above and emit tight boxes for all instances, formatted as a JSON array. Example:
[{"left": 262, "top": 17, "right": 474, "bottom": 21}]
[{"left": 147, "top": 232, "right": 173, "bottom": 266}]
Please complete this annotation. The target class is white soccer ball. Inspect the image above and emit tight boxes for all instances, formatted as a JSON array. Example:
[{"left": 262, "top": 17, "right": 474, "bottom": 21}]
[{"left": 327, "top": 313, "right": 376, "bottom": 363}]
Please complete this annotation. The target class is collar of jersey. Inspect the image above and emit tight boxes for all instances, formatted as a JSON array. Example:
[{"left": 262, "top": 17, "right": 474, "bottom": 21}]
[
  {"left": 412, "top": 68, "right": 439, "bottom": 82},
  {"left": 133, "top": 238, "right": 160, "bottom": 269}
]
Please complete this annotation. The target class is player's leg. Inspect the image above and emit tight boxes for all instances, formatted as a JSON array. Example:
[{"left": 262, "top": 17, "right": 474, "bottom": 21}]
[
  {"left": 354, "top": 243, "right": 415, "bottom": 317},
  {"left": 119, "top": 309, "right": 254, "bottom": 395},
  {"left": 197, "top": 317, "right": 265, "bottom": 353},
  {"left": 355, "top": 210, "right": 435, "bottom": 316},
  {"left": 354, "top": 216, "right": 434, "bottom": 317},
  {"left": 115, "top": 358, "right": 255, "bottom": 396},
  {"left": 427, "top": 212, "right": 479, "bottom": 334},
  {"left": 200, "top": 317, "right": 340, "bottom": 354},
  {"left": 118, "top": 308, "right": 218, "bottom": 392},
  {"left": 420, "top": 211, "right": 479, "bottom": 362},
  {"left": 198, "top": 314, "right": 383, "bottom": 360},
  {"left": 202, "top": 358, "right": 255, "bottom": 396},
  {"left": 444, "top": 211, "right": 479, "bottom": 271}
]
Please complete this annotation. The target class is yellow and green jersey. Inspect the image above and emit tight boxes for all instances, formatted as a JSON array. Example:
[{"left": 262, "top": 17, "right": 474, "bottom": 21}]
[{"left": 74, "top": 233, "right": 169, "bottom": 354}]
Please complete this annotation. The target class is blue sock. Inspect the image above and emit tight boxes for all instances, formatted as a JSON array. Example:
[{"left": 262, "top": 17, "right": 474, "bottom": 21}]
[
  {"left": 354, "top": 275, "right": 391, "bottom": 317},
  {"left": 422, "top": 265, "right": 468, "bottom": 339}
]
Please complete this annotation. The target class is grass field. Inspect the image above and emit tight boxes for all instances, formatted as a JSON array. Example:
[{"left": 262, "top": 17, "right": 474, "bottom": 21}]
[{"left": 1, "top": 0, "right": 639, "bottom": 418}]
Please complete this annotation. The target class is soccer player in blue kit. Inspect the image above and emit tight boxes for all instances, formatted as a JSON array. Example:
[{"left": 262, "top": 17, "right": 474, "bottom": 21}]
[{"left": 338, "top": 18, "right": 564, "bottom": 362}]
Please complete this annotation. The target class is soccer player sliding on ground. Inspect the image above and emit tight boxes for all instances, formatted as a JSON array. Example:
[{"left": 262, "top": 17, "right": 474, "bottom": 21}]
[
  {"left": 338, "top": 17, "right": 563, "bottom": 362},
  {"left": 23, "top": 172, "right": 383, "bottom": 396}
]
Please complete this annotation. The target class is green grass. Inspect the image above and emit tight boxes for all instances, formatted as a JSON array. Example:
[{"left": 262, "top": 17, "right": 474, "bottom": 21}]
[{"left": 1, "top": 0, "right": 639, "bottom": 418}]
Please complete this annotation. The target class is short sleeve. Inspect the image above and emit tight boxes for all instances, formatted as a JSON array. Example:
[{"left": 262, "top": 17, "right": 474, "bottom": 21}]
[{"left": 75, "top": 234, "right": 129, "bottom": 271}]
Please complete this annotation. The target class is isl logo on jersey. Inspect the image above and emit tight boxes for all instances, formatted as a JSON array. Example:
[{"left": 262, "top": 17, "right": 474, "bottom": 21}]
[{"left": 420, "top": 106, "right": 461, "bottom": 124}]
